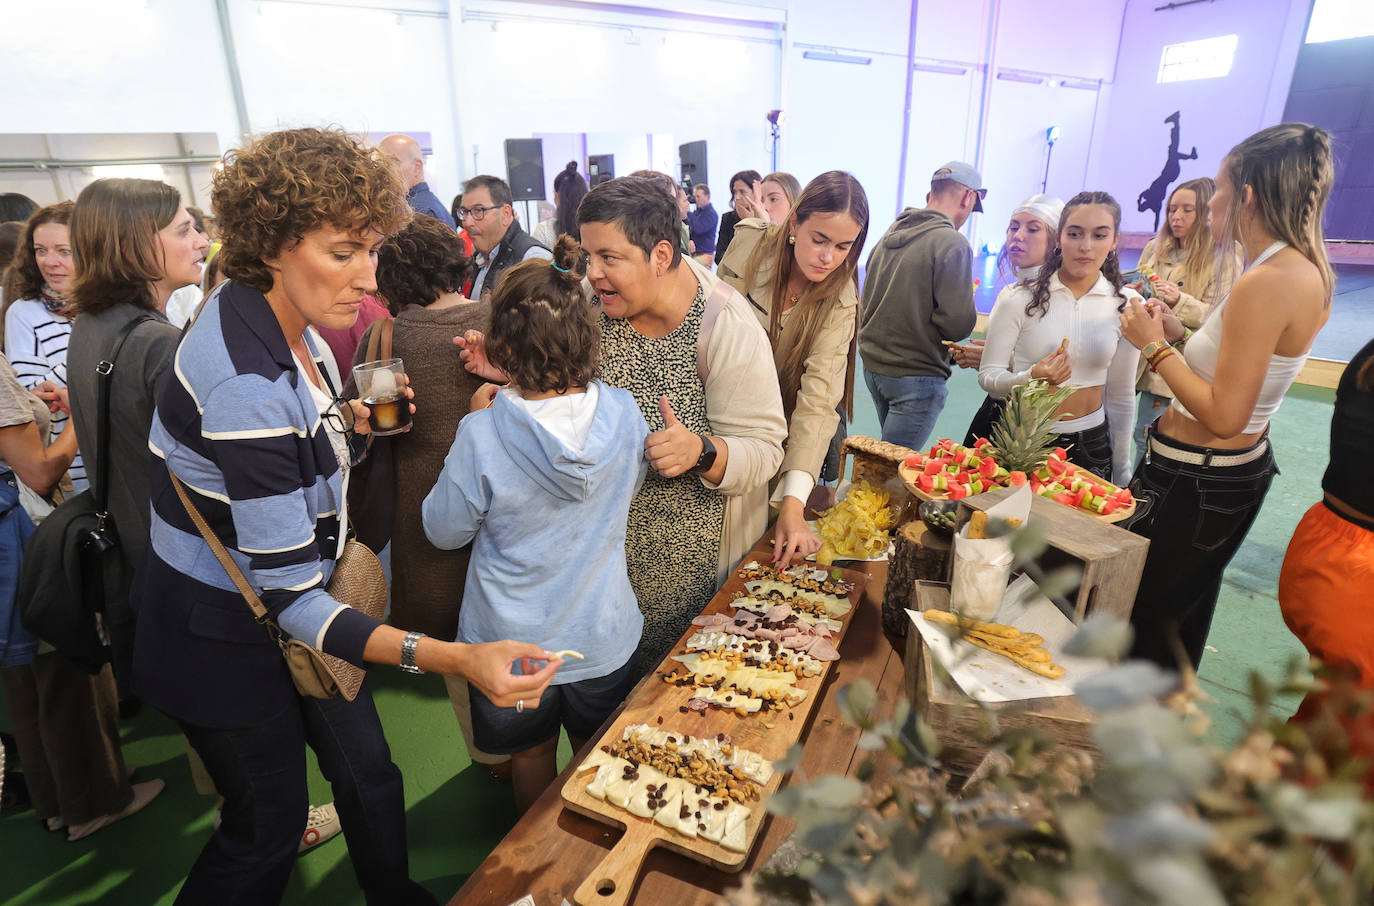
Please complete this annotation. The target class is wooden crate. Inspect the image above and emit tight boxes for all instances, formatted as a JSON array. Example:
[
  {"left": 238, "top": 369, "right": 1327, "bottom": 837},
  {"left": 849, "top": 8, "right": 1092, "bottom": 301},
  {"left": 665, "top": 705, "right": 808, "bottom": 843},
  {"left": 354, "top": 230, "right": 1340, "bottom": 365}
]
[
  {"left": 840, "top": 435, "right": 910, "bottom": 487},
  {"left": 906, "top": 582, "right": 1097, "bottom": 773},
  {"left": 956, "top": 486, "right": 1148, "bottom": 622}
]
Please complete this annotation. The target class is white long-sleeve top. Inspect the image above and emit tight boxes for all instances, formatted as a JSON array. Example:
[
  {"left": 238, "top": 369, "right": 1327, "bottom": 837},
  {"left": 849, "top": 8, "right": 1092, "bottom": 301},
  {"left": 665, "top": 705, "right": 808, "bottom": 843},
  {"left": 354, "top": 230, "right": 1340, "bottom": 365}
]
[{"left": 978, "top": 272, "right": 1141, "bottom": 484}]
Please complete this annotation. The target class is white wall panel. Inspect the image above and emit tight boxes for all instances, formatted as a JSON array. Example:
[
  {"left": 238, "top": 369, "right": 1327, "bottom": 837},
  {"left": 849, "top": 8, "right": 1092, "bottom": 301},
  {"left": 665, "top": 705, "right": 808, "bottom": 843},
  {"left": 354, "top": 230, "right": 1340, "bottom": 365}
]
[{"left": 1085, "top": 0, "right": 1309, "bottom": 233}]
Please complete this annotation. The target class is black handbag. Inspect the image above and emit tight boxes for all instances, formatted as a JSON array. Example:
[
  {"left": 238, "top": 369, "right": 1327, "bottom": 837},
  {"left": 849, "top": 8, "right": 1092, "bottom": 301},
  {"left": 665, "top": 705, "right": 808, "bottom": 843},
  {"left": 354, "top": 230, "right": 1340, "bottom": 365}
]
[{"left": 17, "top": 315, "right": 151, "bottom": 672}]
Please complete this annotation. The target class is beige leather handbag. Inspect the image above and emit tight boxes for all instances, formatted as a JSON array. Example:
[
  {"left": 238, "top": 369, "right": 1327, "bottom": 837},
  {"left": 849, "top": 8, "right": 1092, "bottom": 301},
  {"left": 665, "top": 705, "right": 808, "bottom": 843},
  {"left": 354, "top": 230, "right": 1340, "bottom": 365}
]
[{"left": 169, "top": 468, "right": 387, "bottom": 700}]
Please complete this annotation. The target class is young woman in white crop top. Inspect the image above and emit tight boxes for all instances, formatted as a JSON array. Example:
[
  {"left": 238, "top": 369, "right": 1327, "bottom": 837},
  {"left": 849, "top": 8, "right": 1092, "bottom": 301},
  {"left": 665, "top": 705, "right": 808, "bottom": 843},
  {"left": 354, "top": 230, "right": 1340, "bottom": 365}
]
[
  {"left": 979, "top": 191, "right": 1141, "bottom": 484},
  {"left": 1117, "top": 123, "right": 1335, "bottom": 672}
]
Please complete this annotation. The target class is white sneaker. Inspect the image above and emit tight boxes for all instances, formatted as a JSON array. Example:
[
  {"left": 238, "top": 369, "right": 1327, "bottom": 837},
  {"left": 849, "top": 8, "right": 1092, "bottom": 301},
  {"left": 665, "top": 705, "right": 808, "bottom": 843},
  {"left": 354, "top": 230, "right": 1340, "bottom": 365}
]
[
  {"left": 67, "top": 779, "right": 165, "bottom": 841},
  {"left": 299, "top": 802, "right": 342, "bottom": 853}
]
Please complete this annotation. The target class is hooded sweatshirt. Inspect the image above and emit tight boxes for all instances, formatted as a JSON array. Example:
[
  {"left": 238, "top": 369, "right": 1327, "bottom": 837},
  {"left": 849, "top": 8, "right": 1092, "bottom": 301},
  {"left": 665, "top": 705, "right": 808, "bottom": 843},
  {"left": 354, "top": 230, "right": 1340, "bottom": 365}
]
[
  {"left": 422, "top": 380, "right": 649, "bottom": 683},
  {"left": 858, "top": 208, "right": 976, "bottom": 380}
]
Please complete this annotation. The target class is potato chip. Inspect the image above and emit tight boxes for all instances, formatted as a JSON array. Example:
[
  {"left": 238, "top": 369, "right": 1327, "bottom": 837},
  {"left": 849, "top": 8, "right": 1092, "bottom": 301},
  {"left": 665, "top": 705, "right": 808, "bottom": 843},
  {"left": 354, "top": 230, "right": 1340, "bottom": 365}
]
[{"left": 812, "top": 481, "right": 895, "bottom": 564}]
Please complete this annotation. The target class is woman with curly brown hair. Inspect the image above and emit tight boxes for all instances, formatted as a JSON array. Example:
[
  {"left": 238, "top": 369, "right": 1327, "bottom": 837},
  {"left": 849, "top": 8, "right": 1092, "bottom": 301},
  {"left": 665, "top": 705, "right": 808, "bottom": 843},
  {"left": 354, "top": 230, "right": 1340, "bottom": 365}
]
[
  {"left": 978, "top": 191, "right": 1142, "bottom": 484},
  {"left": 132, "top": 128, "right": 561, "bottom": 905}
]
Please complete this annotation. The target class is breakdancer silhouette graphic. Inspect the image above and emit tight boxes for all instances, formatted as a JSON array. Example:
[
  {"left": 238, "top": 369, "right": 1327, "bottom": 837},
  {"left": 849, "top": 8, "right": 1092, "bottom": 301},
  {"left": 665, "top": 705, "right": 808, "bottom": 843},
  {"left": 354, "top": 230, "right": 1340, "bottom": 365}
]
[{"left": 1137, "top": 111, "right": 1197, "bottom": 231}]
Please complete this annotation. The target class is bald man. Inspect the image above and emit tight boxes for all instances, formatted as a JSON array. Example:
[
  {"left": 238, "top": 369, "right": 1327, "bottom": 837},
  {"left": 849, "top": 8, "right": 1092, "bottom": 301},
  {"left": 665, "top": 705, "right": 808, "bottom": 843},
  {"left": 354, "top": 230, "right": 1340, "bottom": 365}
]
[{"left": 378, "top": 133, "right": 457, "bottom": 229}]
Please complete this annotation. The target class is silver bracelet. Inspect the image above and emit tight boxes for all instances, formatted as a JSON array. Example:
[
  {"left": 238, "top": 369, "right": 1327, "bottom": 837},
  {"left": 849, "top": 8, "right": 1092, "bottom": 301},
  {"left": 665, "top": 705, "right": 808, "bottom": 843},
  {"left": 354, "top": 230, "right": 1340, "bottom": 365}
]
[{"left": 400, "top": 631, "right": 425, "bottom": 675}]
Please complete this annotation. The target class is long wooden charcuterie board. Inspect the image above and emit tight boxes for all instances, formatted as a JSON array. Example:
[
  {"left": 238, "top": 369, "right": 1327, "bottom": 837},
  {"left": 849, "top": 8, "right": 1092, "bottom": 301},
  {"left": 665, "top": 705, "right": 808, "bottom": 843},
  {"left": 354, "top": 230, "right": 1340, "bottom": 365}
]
[{"left": 560, "top": 558, "right": 868, "bottom": 906}]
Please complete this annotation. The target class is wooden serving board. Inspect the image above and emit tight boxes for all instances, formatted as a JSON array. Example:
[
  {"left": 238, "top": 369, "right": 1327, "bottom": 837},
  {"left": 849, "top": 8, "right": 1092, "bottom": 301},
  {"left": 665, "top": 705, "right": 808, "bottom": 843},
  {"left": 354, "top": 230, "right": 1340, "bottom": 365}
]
[
  {"left": 561, "top": 560, "right": 869, "bottom": 906},
  {"left": 897, "top": 462, "right": 1137, "bottom": 525}
]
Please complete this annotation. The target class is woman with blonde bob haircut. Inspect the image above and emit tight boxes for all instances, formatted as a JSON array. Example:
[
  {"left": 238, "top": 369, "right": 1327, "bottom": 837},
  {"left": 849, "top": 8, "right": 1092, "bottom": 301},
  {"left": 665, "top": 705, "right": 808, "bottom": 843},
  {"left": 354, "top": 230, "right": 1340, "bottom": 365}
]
[
  {"left": 133, "top": 128, "right": 560, "bottom": 905},
  {"left": 1132, "top": 177, "right": 1242, "bottom": 455},
  {"left": 1119, "top": 123, "right": 1334, "bottom": 671},
  {"left": 719, "top": 170, "right": 868, "bottom": 563}
]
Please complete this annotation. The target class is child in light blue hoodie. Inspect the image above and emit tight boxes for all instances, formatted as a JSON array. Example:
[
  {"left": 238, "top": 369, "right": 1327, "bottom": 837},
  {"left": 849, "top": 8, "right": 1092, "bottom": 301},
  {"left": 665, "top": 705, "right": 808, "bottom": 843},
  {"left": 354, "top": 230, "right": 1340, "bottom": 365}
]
[{"left": 422, "top": 237, "right": 648, "bottom": 812}]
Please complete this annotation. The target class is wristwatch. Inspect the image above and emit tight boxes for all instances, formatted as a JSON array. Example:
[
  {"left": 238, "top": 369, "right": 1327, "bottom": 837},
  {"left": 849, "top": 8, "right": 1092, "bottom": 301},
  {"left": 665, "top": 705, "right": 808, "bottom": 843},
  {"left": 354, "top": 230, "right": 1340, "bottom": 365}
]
[
  {"left": 400, "top": 631, "right": 425, "bottom": 674},
  {"left": 692, "top": 435, "right": 718, "bottom": 473},
  {"left": 1141, "top": 340, "right": 1170, "bottom": 363}
]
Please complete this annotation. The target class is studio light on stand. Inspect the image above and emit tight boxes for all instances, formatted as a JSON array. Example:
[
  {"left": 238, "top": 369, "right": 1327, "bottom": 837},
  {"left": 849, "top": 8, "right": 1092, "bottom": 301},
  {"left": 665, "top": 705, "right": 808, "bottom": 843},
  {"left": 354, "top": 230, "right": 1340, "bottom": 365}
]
[
  {"left": 766, "top": 109, "right": 783, "bottom": 172},
  {"left": 1042, "top": 125, "right": 1061, "bottom": 194}
]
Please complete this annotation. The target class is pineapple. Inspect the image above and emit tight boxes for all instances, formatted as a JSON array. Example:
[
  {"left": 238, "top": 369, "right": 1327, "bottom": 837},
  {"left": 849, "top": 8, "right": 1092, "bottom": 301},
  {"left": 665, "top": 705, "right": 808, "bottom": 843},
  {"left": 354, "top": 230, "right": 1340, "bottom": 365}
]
[{"left": 989, "top": 380, "right": 1075, "bottom": 474}]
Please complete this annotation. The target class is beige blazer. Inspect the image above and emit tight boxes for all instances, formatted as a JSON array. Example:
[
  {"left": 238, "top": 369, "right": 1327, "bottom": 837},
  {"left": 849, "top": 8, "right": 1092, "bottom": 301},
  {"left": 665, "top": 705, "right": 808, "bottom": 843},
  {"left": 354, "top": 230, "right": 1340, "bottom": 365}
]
[
  {"left": 1135, "top": 238, "right": 1241, "bottom": 397},
  {"left": 681, "top": 256, "right": 788, "bottom": 583},
  {"left": 716, "top": 219, "right": 857, "bottom": 506}
]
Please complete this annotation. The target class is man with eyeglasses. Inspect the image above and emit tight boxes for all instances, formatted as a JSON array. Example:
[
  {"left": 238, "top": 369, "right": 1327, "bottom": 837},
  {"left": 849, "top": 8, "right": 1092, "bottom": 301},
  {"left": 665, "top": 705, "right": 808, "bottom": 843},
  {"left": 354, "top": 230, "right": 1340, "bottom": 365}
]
[
  {"left": 458, "top": 175, "right": 551, "bottom": 300},
  {"left": 858, "top": 161, "right": 985, "bottom": 451}
]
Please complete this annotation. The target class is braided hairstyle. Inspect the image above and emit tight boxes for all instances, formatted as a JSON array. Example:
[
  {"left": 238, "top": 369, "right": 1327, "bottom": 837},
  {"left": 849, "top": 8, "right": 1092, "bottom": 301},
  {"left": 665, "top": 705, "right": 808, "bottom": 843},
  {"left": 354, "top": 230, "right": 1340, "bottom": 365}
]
[
  {"left": 1218, "top": 123, "right": 1335, "bottom": 306},
  {"left": 1023, "top": 191, "right": 1128, "bottom": 318},
  {"left": 485, "top": 234, "right": 598, "bottom": 395}
]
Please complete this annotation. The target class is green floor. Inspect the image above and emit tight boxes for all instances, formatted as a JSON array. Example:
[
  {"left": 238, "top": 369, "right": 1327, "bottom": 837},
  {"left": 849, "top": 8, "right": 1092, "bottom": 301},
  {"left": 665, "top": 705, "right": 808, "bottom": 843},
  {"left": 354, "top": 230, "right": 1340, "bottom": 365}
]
[{"left": 0, "top": 363, "right": 1333, "bottom": 906}]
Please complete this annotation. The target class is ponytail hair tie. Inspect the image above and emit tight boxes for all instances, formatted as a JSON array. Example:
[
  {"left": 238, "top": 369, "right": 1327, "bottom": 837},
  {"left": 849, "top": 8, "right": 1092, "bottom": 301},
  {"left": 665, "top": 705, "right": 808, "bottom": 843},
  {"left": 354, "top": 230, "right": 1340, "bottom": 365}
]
[{"left": 552, "top": 262, "right": 570, "bottom": 273}]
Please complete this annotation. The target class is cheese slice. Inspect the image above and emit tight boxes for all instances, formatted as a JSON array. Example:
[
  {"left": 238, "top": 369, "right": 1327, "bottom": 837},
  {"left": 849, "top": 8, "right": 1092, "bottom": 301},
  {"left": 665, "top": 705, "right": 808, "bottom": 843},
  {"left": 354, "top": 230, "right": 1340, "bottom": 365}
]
[
  {"left": 731, "top": 595, "right": 844, "bottom": 631},
  {"left": 721, "top": 803, "right": 750, "bottom": 852},
  {"left": 627, "top": 768, "right": 669, "bottom": 818},
  {"left": 585, "top": 761, "right": 619, "bottom": 800},
  {"left": 699, "top": 797, "right": 729, "bottom": 843},
  {"left": 681, "top": 633, "right": 824, "bottom": 675},
  {"left": 691, "top": 686, "right": 762, "bottom": 712},
  {"left": 741, "top": 580, "right": 851, "bottom": 617}
]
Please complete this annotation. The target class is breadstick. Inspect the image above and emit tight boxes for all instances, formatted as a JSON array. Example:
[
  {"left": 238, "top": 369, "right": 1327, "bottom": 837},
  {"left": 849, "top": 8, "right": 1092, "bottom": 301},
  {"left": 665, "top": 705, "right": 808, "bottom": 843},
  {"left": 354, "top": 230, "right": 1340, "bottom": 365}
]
[
  {"left": 966, "top": 631, "right": 1052, "bottom": 663},
  {"left": 923, "top": 609, "right": 1020, "bottom": 639},
  {"left": 1057, "top": 337, "right": 1069, "bottom": 356},
  {"left": 963, "top": 635, "right": 1065, "bottom": 678}
]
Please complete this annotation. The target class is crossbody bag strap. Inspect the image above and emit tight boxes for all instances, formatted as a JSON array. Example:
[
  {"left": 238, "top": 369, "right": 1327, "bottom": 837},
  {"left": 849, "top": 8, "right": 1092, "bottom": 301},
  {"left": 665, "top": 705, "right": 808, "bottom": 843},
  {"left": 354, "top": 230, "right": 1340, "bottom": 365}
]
[
  {"left": 95, "top": 315, "right": 154, "bottom": 524},
  {"left": 167, "top": 466, "right": 271, "bottom": 623}
]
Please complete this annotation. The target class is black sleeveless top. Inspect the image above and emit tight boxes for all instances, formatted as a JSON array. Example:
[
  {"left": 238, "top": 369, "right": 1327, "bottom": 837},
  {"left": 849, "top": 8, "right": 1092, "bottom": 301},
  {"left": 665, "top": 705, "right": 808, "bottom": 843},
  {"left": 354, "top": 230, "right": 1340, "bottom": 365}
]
[{"left": 1322, "top": 336, "right": 1374, "bottom": 521}]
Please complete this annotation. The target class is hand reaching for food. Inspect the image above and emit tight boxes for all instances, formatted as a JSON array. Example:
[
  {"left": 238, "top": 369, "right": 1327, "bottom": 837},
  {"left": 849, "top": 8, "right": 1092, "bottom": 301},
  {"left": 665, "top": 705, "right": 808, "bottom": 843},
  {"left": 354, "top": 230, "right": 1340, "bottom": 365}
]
[{"left": 1030, "top": 339, "right": 1072, "bottom": 385}]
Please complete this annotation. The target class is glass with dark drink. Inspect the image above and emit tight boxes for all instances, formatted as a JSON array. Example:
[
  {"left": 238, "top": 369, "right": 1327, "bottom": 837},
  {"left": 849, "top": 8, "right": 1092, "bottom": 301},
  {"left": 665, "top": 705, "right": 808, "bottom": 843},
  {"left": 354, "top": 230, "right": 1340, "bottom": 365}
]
[{"left": 352, "top": 358, "right": 412, "bottom": 436}]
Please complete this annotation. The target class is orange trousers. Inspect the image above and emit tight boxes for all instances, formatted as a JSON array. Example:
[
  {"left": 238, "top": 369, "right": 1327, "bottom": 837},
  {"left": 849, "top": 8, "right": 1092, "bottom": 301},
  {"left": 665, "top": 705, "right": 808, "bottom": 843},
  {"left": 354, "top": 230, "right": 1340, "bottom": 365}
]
[{"left": 1279, "top": 502, "right": 1374, "bottom": 794}]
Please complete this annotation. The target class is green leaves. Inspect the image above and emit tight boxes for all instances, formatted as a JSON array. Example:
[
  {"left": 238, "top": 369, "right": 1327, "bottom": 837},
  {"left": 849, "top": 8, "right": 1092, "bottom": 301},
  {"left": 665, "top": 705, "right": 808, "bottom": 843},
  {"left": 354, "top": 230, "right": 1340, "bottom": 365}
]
[
  {"left": 729, "top": 655, "right": 1374, "bottom": 906},
  {"left": 1063, "top": 613, "right": 1134, "bottom": 661}
]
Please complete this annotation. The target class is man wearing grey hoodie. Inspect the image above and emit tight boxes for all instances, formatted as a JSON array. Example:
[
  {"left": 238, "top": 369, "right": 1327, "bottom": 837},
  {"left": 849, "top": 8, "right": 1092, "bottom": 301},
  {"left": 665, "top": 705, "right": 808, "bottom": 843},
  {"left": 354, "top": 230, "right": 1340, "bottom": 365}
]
[{"left": 858, "top": 162, "right": 985, "bottom": 451}]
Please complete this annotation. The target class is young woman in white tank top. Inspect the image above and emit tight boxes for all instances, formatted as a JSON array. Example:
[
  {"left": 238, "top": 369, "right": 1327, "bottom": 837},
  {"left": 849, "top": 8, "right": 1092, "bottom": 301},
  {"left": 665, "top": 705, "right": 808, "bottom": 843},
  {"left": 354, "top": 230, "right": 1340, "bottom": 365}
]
[{"left": 1117, "top": 123, "right": 1335, "bottom": 672}]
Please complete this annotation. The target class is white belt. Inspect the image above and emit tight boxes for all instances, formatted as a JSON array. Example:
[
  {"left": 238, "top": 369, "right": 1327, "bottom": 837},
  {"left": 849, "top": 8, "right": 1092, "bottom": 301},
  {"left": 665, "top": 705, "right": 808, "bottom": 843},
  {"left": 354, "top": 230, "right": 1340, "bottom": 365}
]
[{"left": 1147, "top": 434, "right": 1268, "bottom": 467}]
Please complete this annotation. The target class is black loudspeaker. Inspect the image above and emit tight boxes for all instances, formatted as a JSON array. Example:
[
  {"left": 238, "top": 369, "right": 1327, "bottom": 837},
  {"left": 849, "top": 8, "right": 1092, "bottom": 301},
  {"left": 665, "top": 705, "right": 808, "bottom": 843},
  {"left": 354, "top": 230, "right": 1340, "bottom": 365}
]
[
  {"left": 504, "top": 139, "right": 545, "bottom": 201},
  {"left": 678, "top": 140, "right": 708, "bottom": 194},
  {"left": 587, "top": 154, "right": 615, "bottom": 187}
]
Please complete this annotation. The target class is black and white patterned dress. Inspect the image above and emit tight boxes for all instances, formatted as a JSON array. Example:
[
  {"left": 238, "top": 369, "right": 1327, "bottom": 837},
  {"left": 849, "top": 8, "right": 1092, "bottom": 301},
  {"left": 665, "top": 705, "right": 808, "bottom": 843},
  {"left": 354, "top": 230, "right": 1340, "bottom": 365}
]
[{"left": 598, "top": 283, "right": 725, "bottom": 673}]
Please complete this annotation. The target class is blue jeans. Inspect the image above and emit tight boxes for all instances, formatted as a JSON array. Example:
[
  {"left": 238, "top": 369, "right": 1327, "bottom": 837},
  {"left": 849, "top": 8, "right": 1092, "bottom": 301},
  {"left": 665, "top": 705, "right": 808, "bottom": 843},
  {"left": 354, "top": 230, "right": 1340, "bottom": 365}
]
[
  {"left": 863, "top": 370, "right": 948, "bottom": 452},
  {"left": 1134, "top": 390, "right": 1170, "bottom": 464},
  {"left": 176, "top": 681, "right": 437, "bottom": 906}
]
